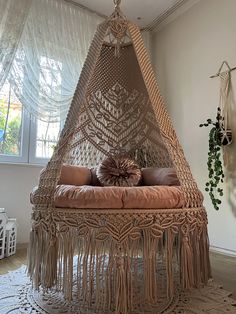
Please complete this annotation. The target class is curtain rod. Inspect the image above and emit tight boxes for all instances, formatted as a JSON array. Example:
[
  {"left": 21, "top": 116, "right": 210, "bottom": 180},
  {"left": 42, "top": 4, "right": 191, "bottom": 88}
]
[{"left": 63, "top": 0, "right": 107, "bottom": 19}]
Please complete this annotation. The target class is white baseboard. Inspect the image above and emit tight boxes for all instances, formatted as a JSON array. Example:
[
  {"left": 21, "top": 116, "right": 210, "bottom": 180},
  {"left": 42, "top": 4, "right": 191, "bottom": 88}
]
[{"left": 210, "top": 246, "right": 236, "bottom": 258}]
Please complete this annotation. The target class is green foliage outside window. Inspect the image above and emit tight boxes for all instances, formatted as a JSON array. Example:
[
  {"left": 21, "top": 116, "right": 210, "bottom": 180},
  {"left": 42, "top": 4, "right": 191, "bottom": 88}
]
[{"left": 0, "top": 98, "right": 22, "bottom": 156}]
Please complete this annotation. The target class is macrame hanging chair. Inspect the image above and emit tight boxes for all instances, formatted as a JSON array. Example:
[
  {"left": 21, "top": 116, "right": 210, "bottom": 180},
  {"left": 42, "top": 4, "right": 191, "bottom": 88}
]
[{"left": 28, "top": 1, "right": 211, "bottom": 313}]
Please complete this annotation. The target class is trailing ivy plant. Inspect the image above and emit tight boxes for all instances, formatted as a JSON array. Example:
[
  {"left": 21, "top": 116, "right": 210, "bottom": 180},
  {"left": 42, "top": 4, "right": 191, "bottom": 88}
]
[{"left": 199, "top": 107, "right": 224, "bottom": 210}]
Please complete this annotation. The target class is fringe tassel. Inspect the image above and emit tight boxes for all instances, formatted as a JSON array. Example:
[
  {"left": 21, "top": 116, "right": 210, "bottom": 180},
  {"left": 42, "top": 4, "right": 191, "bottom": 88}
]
[
  {"left": 44, "top": 236, "right": 58, "bottom": 288},
  {"left": 166, "top": 229, "right": 174, "bottom": 298},
  {"left": 180, "top": 234, "right": 194, "bottom": 289},
  {"left": 191, "top": 231, "right": 201, "bottom": 287},
  {"left": 115, "top": 255, "right": 128, "bottom": 314},
  {"left": 143, "top": 229, "right": 158, "bottom": 304},
  {"left": 28, "top": 229, "right": 36, "bottom": 278},
  {"left": 28, "top": 226, "right": 45, "bottom": 288},
  {"left": 199, "top": 227, "right": 212, "bottom": 283}
]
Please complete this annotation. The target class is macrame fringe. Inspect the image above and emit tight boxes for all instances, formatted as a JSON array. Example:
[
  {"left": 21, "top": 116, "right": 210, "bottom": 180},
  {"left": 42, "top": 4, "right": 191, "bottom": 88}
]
[
  {"left": 180, "top": 234, "right": 194, "bottom": 289},
  {"left": 28, "top": 223, "right": 211, "bottom": 313},
  {"left": 115, "top": 255, "right": 128, "bottom": 314},
  {"left": 166, "top": 229, "right": 175, "bottom": 298},
  {"left": 199, "top": 226, "right": 212, "bottom": 284},
  {"left": 143, "top": 229, "right": 158, "bottom": 304},
  {"left": 44, "top": 236, "right": 58, "bottom": 288},
  {"left": 180, "top": 227, "right": 211, "bottom": 290}
]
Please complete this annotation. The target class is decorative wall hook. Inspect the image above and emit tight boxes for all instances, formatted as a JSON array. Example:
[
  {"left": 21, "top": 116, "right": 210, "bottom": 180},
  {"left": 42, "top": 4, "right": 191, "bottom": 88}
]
[{"left": 210, "top": 61, "right": 236, "bottom": 78}]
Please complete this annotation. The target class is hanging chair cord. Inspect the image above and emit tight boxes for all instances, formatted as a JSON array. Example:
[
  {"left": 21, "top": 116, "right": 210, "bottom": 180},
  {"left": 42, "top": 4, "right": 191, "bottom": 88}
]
[
  {"left": 108, "top": 0, "right": 128, "bottom": 57},
  {"left": 111, "top": 0, "right": 125, "bottom": 20},
  {"left": 110, "top": 0, "right": 122, "bottom": 20},
  {"left": 114, "top": 0, "right": 121, "bottom": 8}
]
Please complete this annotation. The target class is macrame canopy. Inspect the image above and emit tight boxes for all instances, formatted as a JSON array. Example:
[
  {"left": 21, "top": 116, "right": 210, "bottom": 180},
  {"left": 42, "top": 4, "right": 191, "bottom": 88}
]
[
  {"left": 28, "top": 3, "right": 211, "bottom": 313},
  {"left": 36, "top": 0, "right": 203, "bottom": 209}
]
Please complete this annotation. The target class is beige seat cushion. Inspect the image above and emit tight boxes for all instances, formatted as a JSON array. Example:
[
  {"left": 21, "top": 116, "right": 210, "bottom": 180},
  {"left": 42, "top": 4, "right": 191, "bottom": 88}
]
[
  {"left": 54, "top": 185, "right": 124, "bottom": 209},
  {"left": 122, "top": 186, "right": 184, "bottom": 209},
  {"left": 31, "top": 185, "right": 184, "bottom": 209}
]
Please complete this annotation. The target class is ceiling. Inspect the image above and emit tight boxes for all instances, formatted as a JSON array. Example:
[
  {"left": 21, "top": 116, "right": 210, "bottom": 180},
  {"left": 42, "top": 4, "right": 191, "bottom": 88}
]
[{"left": 73, "top": 0, "right": 186, "bottom": 28}]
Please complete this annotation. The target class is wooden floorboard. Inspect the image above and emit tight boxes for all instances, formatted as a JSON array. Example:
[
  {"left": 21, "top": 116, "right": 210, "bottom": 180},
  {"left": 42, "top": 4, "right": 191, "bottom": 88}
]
[
  {"left": 0, "top": 248, "right": 235, "bottom": 300},
  {"left": 0, "top": 248, "right": 27, "bottom": 275},
  {"left": 210, "top": 251, "right": 236, "bottom": 300}
]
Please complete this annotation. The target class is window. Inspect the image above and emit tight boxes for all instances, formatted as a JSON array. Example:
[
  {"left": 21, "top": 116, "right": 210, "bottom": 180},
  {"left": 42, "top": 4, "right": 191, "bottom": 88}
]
[
  {"left": 29, "top": 119, "right": 61, "bottom": 164},
  {"left": 0, "top": 84, "right": 23, "bottom": 156},
  {"left": 29, "top": 56, "right": 63, "bottom": 164},
  {"left": 0, "top": 82, "right": 29, "bottom": 163},
  {"left": 0, "top": 57, "right": 63, "bottom": 164}
]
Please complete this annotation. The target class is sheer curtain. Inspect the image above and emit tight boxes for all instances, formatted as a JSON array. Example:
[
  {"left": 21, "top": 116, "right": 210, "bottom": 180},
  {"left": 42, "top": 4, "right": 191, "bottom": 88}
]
[
  {"left": 0, "top": 0, "right": 31, "bottom": 91},
  {"left": 2, "top": 0, "right": 103, "bottom": 122},
  {"left": 0, "top": 0, "right": 151, "bottom": 123}
]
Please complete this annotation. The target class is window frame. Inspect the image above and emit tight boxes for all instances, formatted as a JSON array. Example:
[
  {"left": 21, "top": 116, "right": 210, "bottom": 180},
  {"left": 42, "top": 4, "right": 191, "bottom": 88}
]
[
  {"left": 28, "top": 117, "right": 60, "bottom": 165},
  {"left": 0, "top": 107, "right": 31, "bottom": 164},
  {"left": 0, "top": 114, "right": 60, "bottom": 165},
  {"left": 0, "top": 110, "right": 61, "bottom": 165},
  {"left": 0, "top": 54, "right": 64, "bottom": 165}
]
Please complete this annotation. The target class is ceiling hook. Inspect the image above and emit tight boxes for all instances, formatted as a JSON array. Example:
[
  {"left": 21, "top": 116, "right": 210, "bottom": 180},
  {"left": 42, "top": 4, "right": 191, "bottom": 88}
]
[{"left": 113, "top": 0, "right": 121, "bottom": 8}]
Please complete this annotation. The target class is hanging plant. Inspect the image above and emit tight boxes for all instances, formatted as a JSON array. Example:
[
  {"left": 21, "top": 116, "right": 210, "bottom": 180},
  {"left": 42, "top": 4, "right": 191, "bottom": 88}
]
[{"left": 199, "top": 107, "right": 232, "bottom": 210}]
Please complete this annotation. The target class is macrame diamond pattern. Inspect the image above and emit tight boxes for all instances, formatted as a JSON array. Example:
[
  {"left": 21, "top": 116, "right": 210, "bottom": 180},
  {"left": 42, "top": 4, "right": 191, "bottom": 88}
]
[{"left": 69, "top": 83, "right": 171, "bottom": 167}]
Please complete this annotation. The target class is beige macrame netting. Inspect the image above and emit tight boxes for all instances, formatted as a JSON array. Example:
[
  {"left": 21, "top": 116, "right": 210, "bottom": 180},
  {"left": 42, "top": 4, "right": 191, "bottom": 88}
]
[
  {"left": 28, "top": 2, "right": 211, "bottom": 313},
  {"left": 218, "top": 69, "right": 236, "bottom": 218},
  {"left": 219, "top": 71, "right": 235, "bottom": 168}
]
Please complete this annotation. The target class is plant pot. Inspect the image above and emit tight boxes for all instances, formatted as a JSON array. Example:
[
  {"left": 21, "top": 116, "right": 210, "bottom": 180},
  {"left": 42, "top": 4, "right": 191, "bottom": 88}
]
[{"left": 218, "top": 129, "right": 232, "bottom": 146}]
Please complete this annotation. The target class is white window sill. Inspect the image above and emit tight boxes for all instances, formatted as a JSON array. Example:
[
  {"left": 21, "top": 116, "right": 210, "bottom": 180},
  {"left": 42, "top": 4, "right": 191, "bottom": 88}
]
[{"left": 0, "top": 161, "right": 45, "bottom": 168}]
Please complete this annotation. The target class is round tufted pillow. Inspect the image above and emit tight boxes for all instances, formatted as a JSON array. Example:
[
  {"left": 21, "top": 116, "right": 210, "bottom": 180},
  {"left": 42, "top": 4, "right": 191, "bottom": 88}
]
[{"left": 97, "top": 155, "right": 141, "bottom": 187}]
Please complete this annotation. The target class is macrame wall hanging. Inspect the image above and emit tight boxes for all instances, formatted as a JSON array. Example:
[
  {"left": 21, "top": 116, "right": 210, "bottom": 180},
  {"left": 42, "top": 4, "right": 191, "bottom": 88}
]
[{"left": 200, "top": 61, "right": 236, "bottom": 210}]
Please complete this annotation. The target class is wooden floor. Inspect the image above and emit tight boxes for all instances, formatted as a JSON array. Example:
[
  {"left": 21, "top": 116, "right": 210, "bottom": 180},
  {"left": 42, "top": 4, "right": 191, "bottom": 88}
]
[
  {"left": 0, "top": 248, "right": 27, "bottom": 275},
  {"left": 0, "top": 248, "right": 235, "bottom": 300},
  {"left": 210, "top": 251, "right": 236, "bottom": 300}
]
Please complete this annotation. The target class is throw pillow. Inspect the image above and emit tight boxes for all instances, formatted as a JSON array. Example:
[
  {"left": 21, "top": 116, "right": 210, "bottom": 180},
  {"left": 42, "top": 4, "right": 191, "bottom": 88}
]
[
  {"left": 58, "top": 164, "right": 92, "bottom": 186},
  {"left": 97, "top": 155, "right": 141, "bottom": 187},
  {"left": 141, "top": 167, "right": 180, "bottom": 186}
]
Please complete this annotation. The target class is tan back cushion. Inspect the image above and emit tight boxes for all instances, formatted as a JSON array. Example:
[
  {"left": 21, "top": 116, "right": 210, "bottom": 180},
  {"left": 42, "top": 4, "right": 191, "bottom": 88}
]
[
  {"left": 90, "top": 167, "right": 102, "bottom": 186},
  {"left": 141, "top": 167, "right": 180, "bottom": 186},
  {"left": 58, "top": 164, "right": 91, "bottom": 186}
]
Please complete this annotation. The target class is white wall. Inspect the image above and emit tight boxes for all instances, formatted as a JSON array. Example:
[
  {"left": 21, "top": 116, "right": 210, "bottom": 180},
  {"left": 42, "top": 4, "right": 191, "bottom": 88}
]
[
  {"left": 0, "top": 164, "right": 42, "bottom": 244},
  {"left": 153, "top": 0, "right": 236, "bottom": 253}
]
